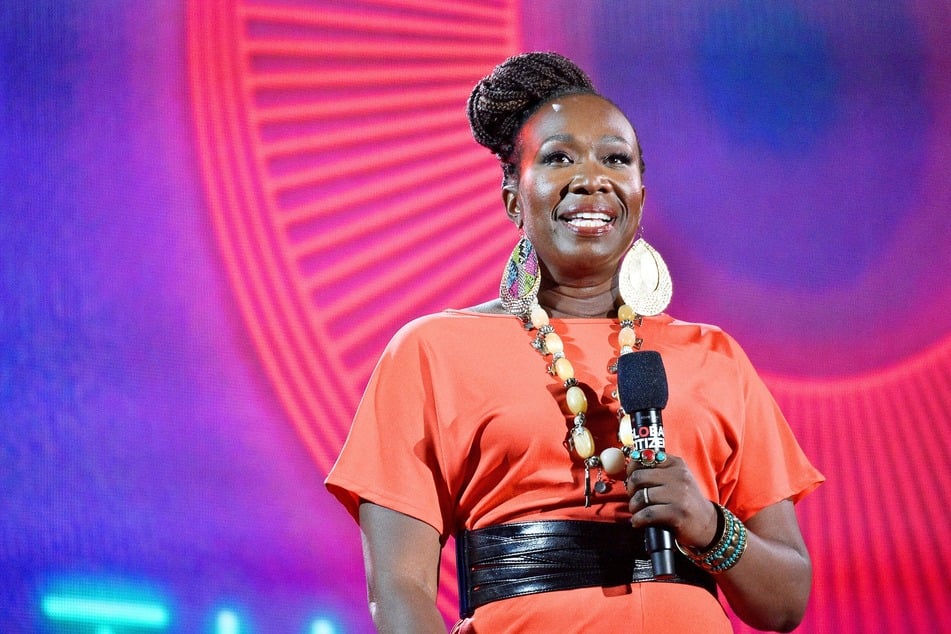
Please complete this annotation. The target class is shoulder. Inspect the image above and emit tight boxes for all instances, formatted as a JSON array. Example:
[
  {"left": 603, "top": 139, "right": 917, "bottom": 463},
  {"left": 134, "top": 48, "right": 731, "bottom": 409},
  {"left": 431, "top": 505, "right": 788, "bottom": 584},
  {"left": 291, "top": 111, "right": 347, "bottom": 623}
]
[
  {"left": 388, "top": 308, "right": 521, "bottom": 350},
  {"left": 646, "top": 314, "right": 755, "bottom": 370},
  {"left": 647, "top": 314, "right": 734, "bottom": 346},
  {"left": 463, "top": 298, "right": 507, "bottom": 314}
]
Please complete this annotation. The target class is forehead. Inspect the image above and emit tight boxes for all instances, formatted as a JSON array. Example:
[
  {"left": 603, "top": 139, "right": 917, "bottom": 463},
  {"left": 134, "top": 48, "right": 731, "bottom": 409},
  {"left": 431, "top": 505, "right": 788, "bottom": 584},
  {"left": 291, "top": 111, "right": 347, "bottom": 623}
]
[{"left": 519, "top": 94, "right": 636, "bottom": 147}]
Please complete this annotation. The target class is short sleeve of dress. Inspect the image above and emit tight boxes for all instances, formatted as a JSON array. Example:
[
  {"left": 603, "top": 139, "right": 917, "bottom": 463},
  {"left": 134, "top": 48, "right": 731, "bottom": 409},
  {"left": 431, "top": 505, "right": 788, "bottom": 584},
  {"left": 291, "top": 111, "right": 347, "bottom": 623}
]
[
  {"left": 716, "top": 334, "right": 824, "bottom": 521},
  {"left": 325, "top": 316, "right": 452, "bottom": 536}
]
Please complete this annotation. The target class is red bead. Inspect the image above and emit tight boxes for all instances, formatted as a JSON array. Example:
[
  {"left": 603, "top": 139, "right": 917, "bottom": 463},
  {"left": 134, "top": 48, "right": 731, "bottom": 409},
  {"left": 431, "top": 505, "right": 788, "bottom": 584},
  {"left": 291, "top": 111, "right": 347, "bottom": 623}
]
[{"left": 641, "top": 449, "right": 655, "bottom": 462}]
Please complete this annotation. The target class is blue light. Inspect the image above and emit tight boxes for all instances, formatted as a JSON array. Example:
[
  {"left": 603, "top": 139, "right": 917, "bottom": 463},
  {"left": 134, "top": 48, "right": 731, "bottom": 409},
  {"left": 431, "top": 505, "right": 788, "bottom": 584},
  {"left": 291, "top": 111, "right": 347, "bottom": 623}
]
[
  {"left": 215, "top": 609, "right": 241, "bottom": 634},
  {"left": 41, "top": 594, "right": 169, "bottom": 628},
  {"left": 310, "top": 617, "right": 339, "bottom": 634}
]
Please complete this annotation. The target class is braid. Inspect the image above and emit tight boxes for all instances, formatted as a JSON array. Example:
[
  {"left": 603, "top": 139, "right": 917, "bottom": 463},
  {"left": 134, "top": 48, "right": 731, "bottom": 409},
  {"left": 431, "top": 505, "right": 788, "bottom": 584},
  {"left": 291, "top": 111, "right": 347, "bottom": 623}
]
[
  {"left": 467, "top": 52, "right": 644, "bottom": 184},
  {"left": 467, "top": 52, "right": 597, "bottom": 181}
]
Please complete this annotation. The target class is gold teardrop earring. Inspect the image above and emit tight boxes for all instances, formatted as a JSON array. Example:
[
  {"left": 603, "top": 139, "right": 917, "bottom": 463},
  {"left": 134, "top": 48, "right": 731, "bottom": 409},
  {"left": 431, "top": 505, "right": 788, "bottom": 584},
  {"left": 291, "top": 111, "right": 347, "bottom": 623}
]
[{"left": 618, "top": 234, "right": 673, "bottom": 316}]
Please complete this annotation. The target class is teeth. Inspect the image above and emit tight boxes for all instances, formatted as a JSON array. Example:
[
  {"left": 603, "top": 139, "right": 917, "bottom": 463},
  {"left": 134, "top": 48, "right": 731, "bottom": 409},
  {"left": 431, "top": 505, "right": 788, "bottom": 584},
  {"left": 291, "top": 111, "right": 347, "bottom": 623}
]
[{"left": 566, "top": 212, "right": 611, "bottom": 226}]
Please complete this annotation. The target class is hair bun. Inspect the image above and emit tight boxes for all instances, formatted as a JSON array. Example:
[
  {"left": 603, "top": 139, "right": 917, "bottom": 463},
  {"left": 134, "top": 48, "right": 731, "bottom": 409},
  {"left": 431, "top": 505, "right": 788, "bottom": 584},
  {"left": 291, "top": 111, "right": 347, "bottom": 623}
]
[{"left": 467, "top": 52, "right": 596, "bottom": 162}]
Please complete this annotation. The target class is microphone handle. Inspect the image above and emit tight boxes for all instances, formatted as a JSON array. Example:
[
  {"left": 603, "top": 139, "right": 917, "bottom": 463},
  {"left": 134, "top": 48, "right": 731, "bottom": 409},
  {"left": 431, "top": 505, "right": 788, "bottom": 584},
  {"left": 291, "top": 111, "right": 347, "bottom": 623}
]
[
  {"left": 645, "top": 526, "right": 676, "bottom": 578},
  {"left": 633, "top": 409, "right": 676, "bottom": 579}
]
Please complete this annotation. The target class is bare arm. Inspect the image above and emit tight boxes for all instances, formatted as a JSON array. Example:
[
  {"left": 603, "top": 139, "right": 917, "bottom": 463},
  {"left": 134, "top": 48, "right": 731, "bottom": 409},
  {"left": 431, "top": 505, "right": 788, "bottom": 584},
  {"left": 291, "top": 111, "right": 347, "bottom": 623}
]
[
  {"left": 359, "top": 501, "right": 446, "bottom": 633},
  {"left": 714, "top": 500, "right": 812, "bottom": 632},
  {"left": 627, "top": 456, "right": 812, "bottom": 632}
]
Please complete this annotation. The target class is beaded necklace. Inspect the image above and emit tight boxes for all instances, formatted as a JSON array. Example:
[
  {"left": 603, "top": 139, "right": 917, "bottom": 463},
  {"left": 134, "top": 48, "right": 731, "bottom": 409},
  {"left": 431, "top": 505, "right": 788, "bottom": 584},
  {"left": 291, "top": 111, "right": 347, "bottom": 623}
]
[
  {"left": 501, "top": 240, "right": 748, "bottom": 573},
  {"left": 524, "top": 302, "right": 661, "bottom": 506},
  {"left": 501, "top": 236, "right": 672, "bottom": 506}
]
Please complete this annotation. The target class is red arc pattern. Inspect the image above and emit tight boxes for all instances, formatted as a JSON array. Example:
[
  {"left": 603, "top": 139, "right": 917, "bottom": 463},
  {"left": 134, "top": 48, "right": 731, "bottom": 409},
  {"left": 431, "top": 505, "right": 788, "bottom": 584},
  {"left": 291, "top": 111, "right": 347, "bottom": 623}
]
[{"left": 187, "top": 0, "right": 517, "bottom": 621}]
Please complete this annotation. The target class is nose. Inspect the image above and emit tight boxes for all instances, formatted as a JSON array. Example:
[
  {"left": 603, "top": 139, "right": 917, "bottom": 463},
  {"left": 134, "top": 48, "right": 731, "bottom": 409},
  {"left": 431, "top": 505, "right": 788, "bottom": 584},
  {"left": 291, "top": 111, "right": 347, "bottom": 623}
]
[{"left": 569, "top": 161, "right": 612, "bottom": 194}]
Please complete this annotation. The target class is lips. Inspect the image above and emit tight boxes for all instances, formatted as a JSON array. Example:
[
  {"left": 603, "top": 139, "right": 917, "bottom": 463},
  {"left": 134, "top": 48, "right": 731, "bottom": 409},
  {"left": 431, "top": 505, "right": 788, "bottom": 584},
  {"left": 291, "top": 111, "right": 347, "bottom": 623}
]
[{"left": 558, "top": 205, "right": 618, "bottom": 233}]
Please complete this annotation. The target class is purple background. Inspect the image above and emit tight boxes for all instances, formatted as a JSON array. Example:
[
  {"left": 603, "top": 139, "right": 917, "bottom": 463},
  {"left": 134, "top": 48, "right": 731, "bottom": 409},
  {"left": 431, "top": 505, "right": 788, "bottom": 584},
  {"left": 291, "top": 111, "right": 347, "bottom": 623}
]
[{"left": 3, "top": 1, "right": 950, "bottom": 632}]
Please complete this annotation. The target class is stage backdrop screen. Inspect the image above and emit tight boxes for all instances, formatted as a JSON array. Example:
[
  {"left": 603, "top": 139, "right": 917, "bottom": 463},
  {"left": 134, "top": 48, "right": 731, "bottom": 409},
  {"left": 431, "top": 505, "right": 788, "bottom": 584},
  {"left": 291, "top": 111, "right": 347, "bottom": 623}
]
[{"left": 2, "top": 1, "right": 949, "bottom": 632}]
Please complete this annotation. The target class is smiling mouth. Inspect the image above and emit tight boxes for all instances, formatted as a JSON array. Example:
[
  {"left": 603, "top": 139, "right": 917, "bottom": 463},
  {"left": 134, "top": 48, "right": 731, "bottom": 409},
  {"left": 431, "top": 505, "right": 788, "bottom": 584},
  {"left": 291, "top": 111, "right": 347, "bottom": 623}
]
[{"left": 562, "top": 212, "right": 614, "bottom": 228}]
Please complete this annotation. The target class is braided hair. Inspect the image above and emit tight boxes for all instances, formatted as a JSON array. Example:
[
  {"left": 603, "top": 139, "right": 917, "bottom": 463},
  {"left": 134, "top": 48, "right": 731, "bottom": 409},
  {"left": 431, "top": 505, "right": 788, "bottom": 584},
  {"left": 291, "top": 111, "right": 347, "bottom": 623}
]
[{"left": 467, "top": 52, "right": 644, "bottom": 185}]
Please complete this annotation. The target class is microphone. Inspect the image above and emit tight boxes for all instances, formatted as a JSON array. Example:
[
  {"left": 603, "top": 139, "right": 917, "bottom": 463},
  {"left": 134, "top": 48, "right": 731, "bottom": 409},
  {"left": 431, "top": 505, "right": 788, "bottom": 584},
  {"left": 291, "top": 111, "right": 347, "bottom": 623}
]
[{"left": 616, "top": 350, "right": 676, "bottom": 579}]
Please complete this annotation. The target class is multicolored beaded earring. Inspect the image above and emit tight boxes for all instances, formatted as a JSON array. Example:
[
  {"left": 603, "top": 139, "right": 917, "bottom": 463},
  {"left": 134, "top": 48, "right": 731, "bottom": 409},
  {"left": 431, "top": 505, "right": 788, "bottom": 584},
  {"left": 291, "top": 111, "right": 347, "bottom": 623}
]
[{"left": 499, "top": 234, "right": 540, "bottom": 319}]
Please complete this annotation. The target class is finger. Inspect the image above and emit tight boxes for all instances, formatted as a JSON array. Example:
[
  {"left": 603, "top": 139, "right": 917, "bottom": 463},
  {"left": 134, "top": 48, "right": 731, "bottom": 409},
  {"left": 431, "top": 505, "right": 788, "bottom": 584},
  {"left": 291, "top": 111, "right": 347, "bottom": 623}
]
[
  {"left": 626, "top": 450, "right": 676, "bottom": 475},
  {"left": 625, "top": 469, "right": 651, "bottom": 495},
  {"left": 630, "top": 503, "right": 666, "bottom": 529},
  {"left": 626, "top": 482, "right": 659, "bottom": 513},
  {"left": 629, "top": 497, "right": 673, "bottom": 529},
  {"left": 625, "top": 467, "right": 661, "bottom": 496}
]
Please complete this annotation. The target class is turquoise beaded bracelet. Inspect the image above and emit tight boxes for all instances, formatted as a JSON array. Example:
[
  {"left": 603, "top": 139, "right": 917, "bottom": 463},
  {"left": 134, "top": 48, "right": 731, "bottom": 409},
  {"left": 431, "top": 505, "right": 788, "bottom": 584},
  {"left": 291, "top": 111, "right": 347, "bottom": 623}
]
[{"left": 676, "top": 503, "right": 748, "bottom": 574}]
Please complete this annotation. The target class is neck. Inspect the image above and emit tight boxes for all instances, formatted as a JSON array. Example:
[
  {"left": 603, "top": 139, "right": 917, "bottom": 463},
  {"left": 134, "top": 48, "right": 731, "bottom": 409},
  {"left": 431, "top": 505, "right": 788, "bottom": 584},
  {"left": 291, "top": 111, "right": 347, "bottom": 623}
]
[{"left": 537, "top": 283, "right": 620, "bottom": 319}]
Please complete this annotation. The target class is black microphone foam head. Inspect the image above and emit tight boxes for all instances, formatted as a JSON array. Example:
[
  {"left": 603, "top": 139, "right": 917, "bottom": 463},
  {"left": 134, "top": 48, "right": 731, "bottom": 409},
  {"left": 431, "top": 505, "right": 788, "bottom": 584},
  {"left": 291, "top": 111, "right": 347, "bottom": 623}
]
[{"left": 616, "top": 350, "right": 669, "bottom": 411}]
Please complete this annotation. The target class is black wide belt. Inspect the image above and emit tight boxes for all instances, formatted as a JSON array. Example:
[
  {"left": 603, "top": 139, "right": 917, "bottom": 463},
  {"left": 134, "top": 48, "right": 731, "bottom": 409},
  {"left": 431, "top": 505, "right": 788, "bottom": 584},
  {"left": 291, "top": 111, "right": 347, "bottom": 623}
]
[{"left": 456, "top": 519, "right": 717, "bottom": 617}]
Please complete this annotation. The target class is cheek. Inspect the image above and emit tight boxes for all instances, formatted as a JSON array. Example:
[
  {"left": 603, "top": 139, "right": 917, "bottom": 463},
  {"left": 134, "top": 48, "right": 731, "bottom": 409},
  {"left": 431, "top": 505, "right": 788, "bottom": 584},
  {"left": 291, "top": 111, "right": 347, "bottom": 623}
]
[
  {"left": 520, "top": 175, "right": 561, "bottom": 213},
  {"left": 627, "top": 190, "right": 644, "bottom": 219},
  {"left": 521, "top": 214, "right": 554, "bottom": 241}
]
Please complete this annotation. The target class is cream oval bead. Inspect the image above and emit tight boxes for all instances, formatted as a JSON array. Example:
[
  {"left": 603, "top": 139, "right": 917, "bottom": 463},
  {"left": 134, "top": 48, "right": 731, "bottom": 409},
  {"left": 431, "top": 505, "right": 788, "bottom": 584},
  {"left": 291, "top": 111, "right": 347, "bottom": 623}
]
[
  {"left": 571, "top": 426, "right": 596, "bottom": 459},
  {"left": 600, "top": 447, "right": 627, "bottom": 475},
  {"left": 553, "top": 357, "right": 575, "bottom": 381},
  {"left": 618, "top": 413, "right": 634, "bottom": 447},
  {"left": 544, "top": 332, "right": 564, "bottom": 355},
  {"left": 618, "top": 326, "right": 638, "bottom": 348},
  {"left": 565, "top": 385, "right": 587, "bottom": 414},
  {"left": 530, "top": 305, "right": 550, "bottom": 328}
]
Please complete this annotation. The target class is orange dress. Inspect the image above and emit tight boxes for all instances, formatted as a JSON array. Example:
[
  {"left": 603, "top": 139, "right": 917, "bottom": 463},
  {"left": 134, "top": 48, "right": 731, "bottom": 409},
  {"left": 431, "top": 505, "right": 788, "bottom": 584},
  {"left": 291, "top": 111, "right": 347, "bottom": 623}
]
[{"left": 326, "top": 310, "right": 823, "bottom": 632}]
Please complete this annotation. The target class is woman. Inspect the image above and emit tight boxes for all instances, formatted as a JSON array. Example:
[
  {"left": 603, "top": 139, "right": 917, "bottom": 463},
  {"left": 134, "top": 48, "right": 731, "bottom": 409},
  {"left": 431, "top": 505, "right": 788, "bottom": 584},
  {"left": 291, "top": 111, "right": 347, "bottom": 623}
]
[{"left": 326, "top": 52, "right": 823, "bottom": 632}]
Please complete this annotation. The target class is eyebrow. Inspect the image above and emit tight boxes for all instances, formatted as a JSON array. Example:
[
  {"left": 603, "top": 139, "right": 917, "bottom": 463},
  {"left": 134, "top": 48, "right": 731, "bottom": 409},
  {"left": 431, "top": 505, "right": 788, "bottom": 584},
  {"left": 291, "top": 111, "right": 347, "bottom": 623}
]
[
  {"left": 541, "top": 134, "right": 574, "bottom": 145},
  {"left": 541, "top": 134, "right": 632, "bottom": 146}
]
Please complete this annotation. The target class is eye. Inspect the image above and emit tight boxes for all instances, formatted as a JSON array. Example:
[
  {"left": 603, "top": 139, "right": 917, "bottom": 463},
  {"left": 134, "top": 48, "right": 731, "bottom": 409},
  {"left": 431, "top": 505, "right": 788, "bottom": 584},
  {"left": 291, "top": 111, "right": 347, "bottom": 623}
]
[
  {"left": 604, "top": 152, "right": 633, "bottom": 166},
  {"left": 542, "top": 151, "right": 572, "bottom": 165}
]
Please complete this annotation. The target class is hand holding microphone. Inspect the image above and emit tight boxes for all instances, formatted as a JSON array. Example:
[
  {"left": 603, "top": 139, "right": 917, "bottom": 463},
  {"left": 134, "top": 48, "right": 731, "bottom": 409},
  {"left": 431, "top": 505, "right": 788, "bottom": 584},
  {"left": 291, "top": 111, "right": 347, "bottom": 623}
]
[
  {"left": 616, "top": 349, "right": 676, "bottom": 578},
  {"left": 618, "top": 350, "right": 724, "bottom": 579}
]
